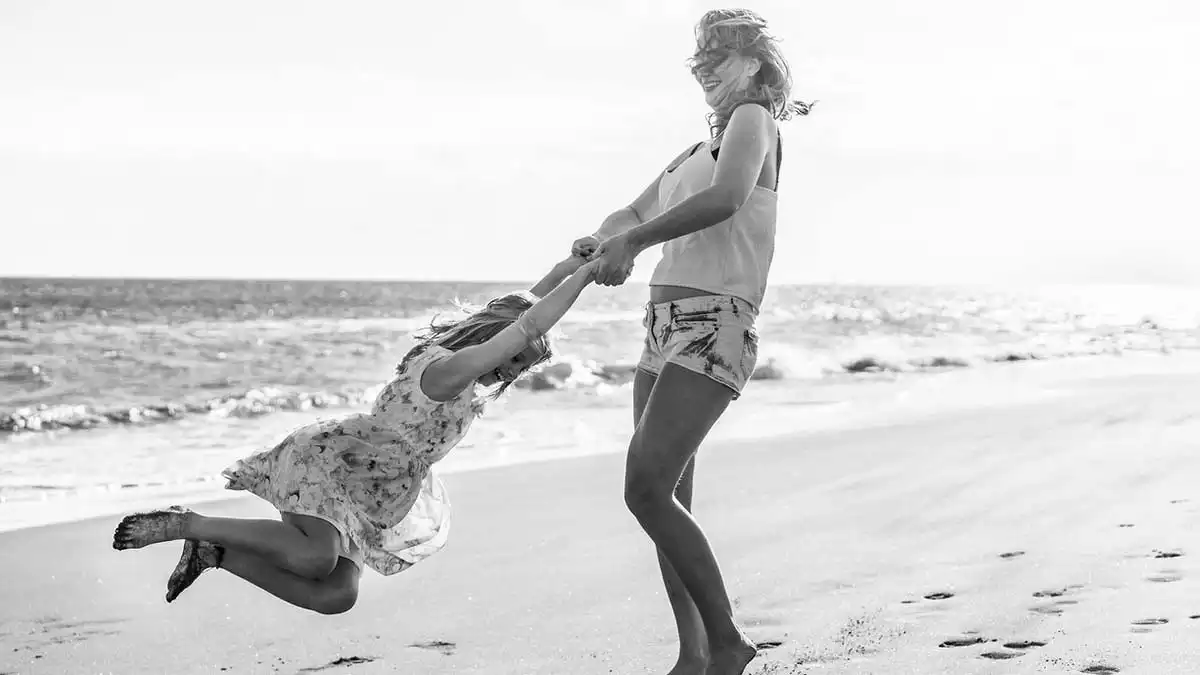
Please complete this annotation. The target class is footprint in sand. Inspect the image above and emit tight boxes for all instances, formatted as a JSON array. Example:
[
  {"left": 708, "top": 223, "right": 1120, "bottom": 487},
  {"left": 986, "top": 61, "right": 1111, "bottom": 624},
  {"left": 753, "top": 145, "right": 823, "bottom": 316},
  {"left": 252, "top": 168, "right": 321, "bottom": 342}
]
[
  {"left": 924, "top": 592, "right": 955, "bottom": 601},
  {"left": 1118, "top": 523, "right": 1135, "bottom": 528},
  {"left": 999, "top": 551, "right": 1026, "bottom": 559},
  {"left": 1153, "top": 549, "right": 1184, "bottom": 559},
  {"left": 755, "top": 641, "right": 784, "bottom": 651},
  {"left": 1081, "top": 666, "right": 1121, "bottom": 674},
  {"left": 1033, "top": 589, "right": 1066, "bottom": 598},
  {"left": 1146, "top": 572, "right": 1183, "bottom": 584},
  {"left": 938, "top": 636, "right": 987, "bottom": 648},
  {"left": 297, "top": 656, "right": 377, "bottom": 672},
  {"left": 1003, "top": 640, "right": 1047, "bottom": 649},
  {"left": 7, "top": 617, "right": 128, "bottom": 651},
  {"left": 1029, "top": 600, "right": 1078, "bottom": 616},
  {"left": 409, "top": 640, "right": 457, "bottom": 656},
  {"left": 980, "top": 651, "right": 1022, "bottom": 660},
  {"left": 1130, "top": 618, "right": 1168, "bottom": 633}
]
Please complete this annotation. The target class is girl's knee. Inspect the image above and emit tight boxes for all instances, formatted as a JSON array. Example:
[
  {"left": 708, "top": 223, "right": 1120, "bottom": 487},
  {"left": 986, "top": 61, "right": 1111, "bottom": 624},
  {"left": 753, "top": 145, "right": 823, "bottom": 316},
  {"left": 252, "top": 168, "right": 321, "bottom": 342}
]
[
  {"left": 313, "top": 585, "right": 357, "bottom": 615},
  {"left": 311, "top": 561, "right": 360, "bottom": 615}
]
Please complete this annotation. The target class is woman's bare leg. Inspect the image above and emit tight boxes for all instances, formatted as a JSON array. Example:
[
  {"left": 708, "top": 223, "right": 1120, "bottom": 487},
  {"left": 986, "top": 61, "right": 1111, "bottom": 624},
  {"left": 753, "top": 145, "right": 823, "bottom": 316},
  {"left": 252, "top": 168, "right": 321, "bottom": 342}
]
[
  {"left": 625, "top": 364, "right": 756, "bottom": 675},
  {"left": 635, "top": 369, "right": 709, "bottom": 675}
]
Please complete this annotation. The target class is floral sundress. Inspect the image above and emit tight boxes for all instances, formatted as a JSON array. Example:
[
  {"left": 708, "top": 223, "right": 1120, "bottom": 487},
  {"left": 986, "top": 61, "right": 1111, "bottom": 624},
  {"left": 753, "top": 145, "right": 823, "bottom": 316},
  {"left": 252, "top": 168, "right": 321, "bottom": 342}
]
[{"left": 221, "top": 345, "right": 485, "bottom": 575}]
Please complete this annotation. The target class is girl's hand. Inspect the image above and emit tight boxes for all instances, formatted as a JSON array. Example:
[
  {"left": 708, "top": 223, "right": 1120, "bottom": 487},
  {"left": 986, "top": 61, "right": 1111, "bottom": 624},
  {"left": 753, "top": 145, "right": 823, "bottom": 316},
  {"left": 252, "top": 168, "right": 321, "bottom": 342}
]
[
  {"left": 554, "top": 253, "right": 588, "bottom": 275},
  {"left": 571, "top": 235, "right": 600, "bottom": 258}
]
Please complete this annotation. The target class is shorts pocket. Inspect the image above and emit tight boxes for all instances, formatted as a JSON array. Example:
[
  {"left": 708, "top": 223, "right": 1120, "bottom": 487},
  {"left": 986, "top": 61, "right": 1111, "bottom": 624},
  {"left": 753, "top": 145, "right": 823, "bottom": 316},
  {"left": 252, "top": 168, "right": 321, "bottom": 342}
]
[
  {"left": 671, "top": 309, "right": 722, "bottom": 326},
  {"left": 740, "top": 327, "right": 760, "bottom": 374}
]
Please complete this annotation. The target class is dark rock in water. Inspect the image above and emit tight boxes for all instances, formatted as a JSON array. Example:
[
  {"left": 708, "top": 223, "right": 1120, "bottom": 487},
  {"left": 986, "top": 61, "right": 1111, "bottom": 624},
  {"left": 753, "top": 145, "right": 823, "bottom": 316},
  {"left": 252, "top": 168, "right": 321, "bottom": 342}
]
[
  {"left": 919, "top": 355, "right": 971, "bottom": 368},
  {"left": 750, "top": 358, "right": 785, "bottom": 381},
  {"left": 844, "top": 357, "right": 895, "bottom": 373},
  {"left": 596, "top": 364, "right": 637, "bottom": 382},
  {"left": 147, "top": 403, "right": 187, "bottom": 418},
  {"left": 525, "top": 362, "right": 574, "bottom": 391}
]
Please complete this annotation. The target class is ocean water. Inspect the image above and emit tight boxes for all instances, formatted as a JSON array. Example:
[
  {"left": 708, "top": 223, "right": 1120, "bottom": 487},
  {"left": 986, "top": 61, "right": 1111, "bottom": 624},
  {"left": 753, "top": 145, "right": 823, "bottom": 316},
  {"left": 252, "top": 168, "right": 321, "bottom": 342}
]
[{"left": 2, "top": 277, "right": 1199, "bottom": 532}]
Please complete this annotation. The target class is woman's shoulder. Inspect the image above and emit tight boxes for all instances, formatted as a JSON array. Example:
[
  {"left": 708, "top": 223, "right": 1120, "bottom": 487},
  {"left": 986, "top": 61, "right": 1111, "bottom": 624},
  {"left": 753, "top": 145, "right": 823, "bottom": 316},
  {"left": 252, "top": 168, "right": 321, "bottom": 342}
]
[{"left": 729, "top": 101, "right": 778, "bottom": 129}]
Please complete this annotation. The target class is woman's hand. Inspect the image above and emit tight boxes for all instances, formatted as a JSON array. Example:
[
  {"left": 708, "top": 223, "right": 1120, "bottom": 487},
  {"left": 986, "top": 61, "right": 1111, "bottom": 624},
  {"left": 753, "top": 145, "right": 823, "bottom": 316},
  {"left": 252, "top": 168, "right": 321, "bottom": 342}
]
[
  {"left": 578, "top": 256, "right": 603, "bottom": 282},
  {"left": 591, "top": 233, "right": 639, "bottom": 286}
]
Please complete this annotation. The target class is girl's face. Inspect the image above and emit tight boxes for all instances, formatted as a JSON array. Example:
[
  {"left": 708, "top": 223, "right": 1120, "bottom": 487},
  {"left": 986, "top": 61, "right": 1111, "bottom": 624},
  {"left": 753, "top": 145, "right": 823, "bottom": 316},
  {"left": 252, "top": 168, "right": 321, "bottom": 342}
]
[
  {"left": 476, "top": 345, "right": 544, "bottom": 387},
  {"left": 691, "top": 43, "right": 760, "bottom": 110}
]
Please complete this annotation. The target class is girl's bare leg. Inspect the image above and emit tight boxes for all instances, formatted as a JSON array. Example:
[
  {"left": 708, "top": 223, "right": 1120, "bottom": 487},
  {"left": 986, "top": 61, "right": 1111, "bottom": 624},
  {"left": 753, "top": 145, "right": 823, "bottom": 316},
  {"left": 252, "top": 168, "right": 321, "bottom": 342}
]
[
  {"left": 219, "top": 548, "right": 360, "bottom": 614},
  {"left": 115, "top": 510, "right": 342, "bottom": 580},
  {"left": 164, "top": 538, "right": 359, "bottom": 614}
]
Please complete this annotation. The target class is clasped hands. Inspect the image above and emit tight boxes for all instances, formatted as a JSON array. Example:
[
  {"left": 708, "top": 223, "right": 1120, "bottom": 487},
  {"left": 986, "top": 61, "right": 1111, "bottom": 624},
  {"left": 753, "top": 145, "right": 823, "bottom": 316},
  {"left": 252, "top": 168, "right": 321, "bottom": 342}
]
[{"left": 570, "top": 233, "right": 639, "bottom": 287}]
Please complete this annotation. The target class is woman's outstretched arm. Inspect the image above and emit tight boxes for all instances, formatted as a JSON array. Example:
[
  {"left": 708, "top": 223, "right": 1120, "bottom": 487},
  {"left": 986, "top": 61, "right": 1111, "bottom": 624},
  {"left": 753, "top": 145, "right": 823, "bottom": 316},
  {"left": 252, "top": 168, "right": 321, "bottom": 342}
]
[{"left": 591, "top": 104, "right": 776, "bottom": 285}]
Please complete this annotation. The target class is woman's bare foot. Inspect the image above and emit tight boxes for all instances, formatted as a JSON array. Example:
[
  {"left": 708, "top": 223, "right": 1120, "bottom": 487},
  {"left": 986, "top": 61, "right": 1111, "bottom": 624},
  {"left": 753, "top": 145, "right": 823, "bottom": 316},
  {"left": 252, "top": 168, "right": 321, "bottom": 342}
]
[
  {"left": 704, "top": 635, "right": 757, "bottom": 675},
  {"left": 112, "top": 505, "right": 192, "bottom": 550},
  {"left": 166, "top": 539, "right": 224, "bottom": 603},
  {"left": 667, "top": 653, "right": 710, "bottom": 675}
]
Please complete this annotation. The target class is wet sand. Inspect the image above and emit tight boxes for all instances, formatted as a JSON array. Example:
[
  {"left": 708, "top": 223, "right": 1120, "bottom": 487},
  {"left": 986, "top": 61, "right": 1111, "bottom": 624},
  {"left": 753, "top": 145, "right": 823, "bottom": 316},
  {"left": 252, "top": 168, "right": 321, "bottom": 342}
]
[{"left": 2, "top": 354, "right": 1199, "bottom": 674}]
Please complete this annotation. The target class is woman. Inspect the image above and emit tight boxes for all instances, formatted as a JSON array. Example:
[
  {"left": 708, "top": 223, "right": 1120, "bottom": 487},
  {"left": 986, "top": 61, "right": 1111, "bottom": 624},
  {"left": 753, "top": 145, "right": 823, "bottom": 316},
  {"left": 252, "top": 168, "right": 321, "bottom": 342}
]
[
  {"left": 573, "top": 9, "right": 811, "bottom": 675},
  {"left": 112, "top": 253, "right": 598, "bottom": 614}
]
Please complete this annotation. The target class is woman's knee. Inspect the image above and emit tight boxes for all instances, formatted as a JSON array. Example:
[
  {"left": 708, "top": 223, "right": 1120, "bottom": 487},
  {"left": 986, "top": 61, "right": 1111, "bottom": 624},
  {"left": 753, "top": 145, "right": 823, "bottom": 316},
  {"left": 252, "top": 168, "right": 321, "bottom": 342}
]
[{"left": 624, "top": 454, "right": 673, "bottom": 517}]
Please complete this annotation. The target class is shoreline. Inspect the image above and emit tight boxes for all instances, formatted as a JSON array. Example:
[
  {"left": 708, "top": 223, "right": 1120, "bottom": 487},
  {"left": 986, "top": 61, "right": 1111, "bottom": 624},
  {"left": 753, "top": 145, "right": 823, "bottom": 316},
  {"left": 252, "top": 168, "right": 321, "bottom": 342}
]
[{"left": 2, "top": 351, "right": 1198, "bottom": 537}]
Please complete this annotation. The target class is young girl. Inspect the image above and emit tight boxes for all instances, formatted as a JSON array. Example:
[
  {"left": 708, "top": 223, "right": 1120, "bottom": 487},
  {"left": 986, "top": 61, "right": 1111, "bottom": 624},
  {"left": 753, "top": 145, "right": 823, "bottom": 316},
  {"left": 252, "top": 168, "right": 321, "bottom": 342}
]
[{"left": 112, "top": 254, "right": 598, "bottom": 614}]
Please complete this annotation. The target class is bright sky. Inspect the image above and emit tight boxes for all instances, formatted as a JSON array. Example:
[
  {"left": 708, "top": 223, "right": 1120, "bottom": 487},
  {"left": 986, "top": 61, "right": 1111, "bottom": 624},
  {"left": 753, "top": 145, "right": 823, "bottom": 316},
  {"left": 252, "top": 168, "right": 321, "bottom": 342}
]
[{"left": 2, "top": 0, "right": 1199, "bottom": 285}]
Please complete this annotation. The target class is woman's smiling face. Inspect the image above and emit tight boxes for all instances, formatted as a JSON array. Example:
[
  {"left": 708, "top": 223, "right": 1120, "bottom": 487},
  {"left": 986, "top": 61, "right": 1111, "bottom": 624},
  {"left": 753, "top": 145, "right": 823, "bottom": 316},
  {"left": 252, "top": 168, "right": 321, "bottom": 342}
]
[{"left": 690, "top": 43, "right": 761, "bottom": 110}]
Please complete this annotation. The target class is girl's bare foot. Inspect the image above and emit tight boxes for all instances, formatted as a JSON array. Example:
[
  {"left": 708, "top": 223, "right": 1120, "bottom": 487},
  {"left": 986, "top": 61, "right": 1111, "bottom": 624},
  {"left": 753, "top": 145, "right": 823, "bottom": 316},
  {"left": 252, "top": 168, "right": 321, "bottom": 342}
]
[
  {"left": 112, "top": 505, "right": 192, "bottom": 550},
  {"left": 166, "top": 539, "right": 224, "bottom": 603},
  {"left": 704, "top": 636, "right": 757, "bottom": 675}
]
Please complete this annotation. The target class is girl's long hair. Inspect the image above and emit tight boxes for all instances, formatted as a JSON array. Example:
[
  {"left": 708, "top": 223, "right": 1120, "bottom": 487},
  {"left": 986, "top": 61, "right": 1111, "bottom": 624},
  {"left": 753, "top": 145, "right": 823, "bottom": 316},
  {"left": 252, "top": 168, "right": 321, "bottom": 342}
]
[{"left": 407, "top": 291, "right": 552, "bottom": 397}]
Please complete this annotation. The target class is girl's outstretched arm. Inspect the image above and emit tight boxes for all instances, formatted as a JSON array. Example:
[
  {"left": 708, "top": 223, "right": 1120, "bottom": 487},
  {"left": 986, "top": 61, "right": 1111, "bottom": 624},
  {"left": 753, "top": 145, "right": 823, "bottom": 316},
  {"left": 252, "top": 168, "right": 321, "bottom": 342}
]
[
  {"left": 529, "top": 254, "right": 587, "bottom": 298},
  {"left": 422, "top": 260, "right": 599, "bottom": 400}
]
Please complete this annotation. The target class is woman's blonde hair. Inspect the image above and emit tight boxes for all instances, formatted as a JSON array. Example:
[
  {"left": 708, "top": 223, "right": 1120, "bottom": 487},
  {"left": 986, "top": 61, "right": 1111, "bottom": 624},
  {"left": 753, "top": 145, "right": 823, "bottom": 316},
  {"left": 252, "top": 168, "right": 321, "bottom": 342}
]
[
  {"left": 688, "top": 8, "right": 815, "bottom": 137},
  {"left": 408, "top": 291, "right": 552, "bottom": 397}
]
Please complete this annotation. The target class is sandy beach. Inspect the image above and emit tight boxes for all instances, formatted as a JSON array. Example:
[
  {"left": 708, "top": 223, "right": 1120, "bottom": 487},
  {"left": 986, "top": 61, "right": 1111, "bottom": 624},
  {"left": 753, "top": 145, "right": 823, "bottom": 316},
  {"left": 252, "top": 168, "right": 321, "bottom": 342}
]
[{"left": 3, "top": 353, "right": 1199, "bottom": 675}]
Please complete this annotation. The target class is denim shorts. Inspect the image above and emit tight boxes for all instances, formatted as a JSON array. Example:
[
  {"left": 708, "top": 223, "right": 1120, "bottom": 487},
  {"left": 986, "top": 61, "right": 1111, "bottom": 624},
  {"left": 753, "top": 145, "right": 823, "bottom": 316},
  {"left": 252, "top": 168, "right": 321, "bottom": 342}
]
[{"left": 637, "top": 295, "right": 760, "bottom": 399}]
